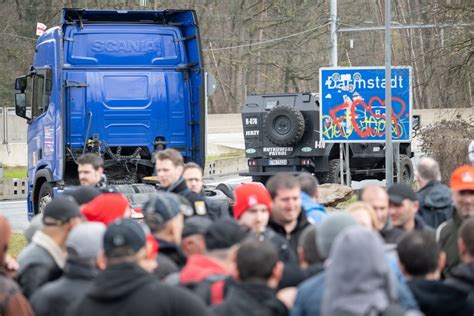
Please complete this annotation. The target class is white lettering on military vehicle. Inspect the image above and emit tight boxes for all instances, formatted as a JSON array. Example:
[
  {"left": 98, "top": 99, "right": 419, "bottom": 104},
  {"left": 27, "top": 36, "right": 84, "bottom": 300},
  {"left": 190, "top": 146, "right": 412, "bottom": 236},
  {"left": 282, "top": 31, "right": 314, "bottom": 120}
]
[
  {"left": 245, "top": 117, "right": 258, "bottom": 126},
  {"left": 245, "top": 130, "right": 259, "bottom": 136},
  {"left": 315, "top": 140, "right": 326, "bottom": 149},
  {"left": 263, "top": 147, "right": 293, "bottom": 156}
]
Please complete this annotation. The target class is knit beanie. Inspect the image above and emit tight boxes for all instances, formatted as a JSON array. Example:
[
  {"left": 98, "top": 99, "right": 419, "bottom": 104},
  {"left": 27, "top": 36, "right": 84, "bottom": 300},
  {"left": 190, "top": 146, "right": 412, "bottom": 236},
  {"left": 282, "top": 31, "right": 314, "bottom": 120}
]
[{"left": 233, "top": 183, "right": 272, "bottom": 220}]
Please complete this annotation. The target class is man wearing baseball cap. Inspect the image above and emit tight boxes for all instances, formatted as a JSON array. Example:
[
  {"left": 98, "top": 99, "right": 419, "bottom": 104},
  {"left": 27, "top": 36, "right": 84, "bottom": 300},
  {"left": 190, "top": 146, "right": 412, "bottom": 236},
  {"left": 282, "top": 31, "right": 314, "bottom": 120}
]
[
  {"left": 30, "top": 222, "right": 106, "bottom": 316},
  {"left": 142, "top": 192, "right": 186, "bottom": 279},
  {"left": 386, "top": 183, "right": 433, "bottom": 244},
  {"left": 17, "top": 197, "right": 82, "bottom": 298},
  {"left": 437, "top": 165, "right": 474, "bottom": 275},
  {"left": 68, "top": 219, "right": 210, "bottom": 316}
]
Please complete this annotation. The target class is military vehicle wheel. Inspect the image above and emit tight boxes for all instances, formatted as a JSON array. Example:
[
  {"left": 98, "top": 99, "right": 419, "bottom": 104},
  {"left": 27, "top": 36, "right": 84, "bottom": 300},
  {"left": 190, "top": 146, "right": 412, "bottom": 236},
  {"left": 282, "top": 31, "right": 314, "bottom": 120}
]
[
  {"left": 36, "top": 182, "right": 53, "bottom": 214},
  {"left": 398, "top": 154, "right": 414, "bottom": 184},
  {"left": 263, "top": 105, "right": 305, "bottom": 146},
  {"left": 320, "top": 159, "right": 346, "bottom": 184}
]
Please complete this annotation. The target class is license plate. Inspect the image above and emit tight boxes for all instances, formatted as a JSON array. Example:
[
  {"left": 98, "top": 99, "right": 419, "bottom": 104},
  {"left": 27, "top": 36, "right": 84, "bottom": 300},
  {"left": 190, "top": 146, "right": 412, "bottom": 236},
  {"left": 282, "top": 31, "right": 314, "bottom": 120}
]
[{"left": 268, "top": 159, "right": 288, "bottom": 166}]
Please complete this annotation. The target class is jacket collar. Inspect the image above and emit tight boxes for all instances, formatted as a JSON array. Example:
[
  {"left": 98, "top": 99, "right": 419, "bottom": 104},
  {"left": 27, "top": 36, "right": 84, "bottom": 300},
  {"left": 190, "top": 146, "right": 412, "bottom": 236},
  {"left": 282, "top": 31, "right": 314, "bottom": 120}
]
[
  {"left": 268, "top": 210, "right": 309, "bottom": 235},
  {"left": 32, "top": 231, "right": 66, "bottom": 269}
]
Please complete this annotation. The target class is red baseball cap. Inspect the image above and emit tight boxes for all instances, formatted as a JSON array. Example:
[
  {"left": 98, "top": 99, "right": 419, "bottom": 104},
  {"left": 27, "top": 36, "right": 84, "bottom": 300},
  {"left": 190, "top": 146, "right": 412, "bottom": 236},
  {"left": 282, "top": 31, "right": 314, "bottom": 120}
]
[
  {"left": 233, "top": 183, "right": 272, "bottom": 220},
  {"left": 450, "top": 165, "right": 474, "bottom": 191},
  {"left": 81, "top": 193, "right": 130, "bottom": 225}
]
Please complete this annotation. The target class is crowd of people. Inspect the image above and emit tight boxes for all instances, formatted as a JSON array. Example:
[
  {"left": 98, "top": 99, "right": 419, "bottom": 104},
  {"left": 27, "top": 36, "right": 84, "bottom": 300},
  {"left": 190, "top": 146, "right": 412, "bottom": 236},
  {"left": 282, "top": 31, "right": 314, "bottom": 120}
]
[{"left": 0, "top": 149, "right": 473, "bottom": 316}]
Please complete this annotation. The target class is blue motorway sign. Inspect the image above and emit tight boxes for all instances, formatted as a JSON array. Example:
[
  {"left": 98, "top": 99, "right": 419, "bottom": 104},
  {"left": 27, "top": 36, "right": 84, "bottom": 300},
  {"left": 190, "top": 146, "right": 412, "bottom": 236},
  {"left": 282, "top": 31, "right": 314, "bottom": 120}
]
[{"left": 319, "top": 67, "right": 412, "bottom": 143}]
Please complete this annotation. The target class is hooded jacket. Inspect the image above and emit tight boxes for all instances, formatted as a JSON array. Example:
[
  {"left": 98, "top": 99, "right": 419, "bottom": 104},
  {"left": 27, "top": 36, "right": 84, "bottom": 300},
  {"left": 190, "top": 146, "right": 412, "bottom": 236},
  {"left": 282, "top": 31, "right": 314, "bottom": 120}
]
[
  {"left": 408, "top": 279, "right": 473, "bottom": 316},
  {"left": 321, "top": 227, "right": 399, "bottom": 316},
  {"left": 445, "top": 262, "right": 474, "bottom": 308},
  {"left": 212, "top": 281, "right": 288, "bottom": 316},
  {"left": 179, "top": 254, "right": 229, "bottom": 284},
  {"left": 68, "top": 262, "right": 210, "bottom": 316},
  {"left": 30, "top": 260, "right": 98, "bottom": 316},
  {"left": 417, "top": 181, "right": 453, "bottom": 228}
]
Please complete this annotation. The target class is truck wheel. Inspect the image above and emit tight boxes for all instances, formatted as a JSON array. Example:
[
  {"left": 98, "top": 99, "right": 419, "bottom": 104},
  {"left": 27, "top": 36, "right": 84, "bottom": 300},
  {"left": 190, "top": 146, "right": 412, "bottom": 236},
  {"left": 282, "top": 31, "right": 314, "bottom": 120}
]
[
  {"left": 37, "top": 182, "right": 53, "bottom": 214},
  {"left": 398, "top": 155, "right": 414, "bottom": 184},
  {"left": 204, "top": 188, "right": 230, "bottom": 211},
  {"left": 251, "top": 176, "right": 268, "bottom": 185},
  {"left": 320, "top": 159, "right": 345, "bottom": 184},
  {"left": 263, "top": 105, "right": 305, "bottom": 146}
]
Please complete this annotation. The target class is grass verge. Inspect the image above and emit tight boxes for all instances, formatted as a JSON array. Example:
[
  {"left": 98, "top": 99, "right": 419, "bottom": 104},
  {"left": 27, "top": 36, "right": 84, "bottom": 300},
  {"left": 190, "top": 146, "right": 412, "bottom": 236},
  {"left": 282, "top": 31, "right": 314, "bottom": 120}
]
[
  {"left": 2, "top": 166, "right": 27, "bottom": 179},
  {"left": 8, "top": 232, "right": 27, "bottom": 258}
]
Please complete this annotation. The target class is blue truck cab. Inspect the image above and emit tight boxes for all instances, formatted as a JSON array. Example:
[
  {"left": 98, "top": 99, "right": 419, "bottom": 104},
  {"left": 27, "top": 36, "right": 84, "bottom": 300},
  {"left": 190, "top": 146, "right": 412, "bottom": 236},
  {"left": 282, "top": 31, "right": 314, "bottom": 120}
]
[{"left": 14, "top": 9, "right": 205, "bottom": 217}]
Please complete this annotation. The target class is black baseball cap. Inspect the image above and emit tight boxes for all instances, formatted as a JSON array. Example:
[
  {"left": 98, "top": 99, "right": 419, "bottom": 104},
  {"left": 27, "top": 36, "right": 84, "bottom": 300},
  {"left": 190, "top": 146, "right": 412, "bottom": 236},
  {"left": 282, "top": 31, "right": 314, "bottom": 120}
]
[
  {"left": 63, "top": 186, "right": 102, "bottom": 206},
  {"left": 387, "top": 183, "right": 418, "bottom": 204},
  {"left": 182, "top": 216, "right": 213, "bottom": 238},
  {"left": 42, "top": 196, "right": 82, "bottom": 226},
  {"left": 205, "top": 218, "right": 248, "bottom": 251},
  {"left": 143, "top": 192, "right": 181, "bottom": 226},
  {"left": 103, "top": 219, "right": 146, "bottom": 258}
]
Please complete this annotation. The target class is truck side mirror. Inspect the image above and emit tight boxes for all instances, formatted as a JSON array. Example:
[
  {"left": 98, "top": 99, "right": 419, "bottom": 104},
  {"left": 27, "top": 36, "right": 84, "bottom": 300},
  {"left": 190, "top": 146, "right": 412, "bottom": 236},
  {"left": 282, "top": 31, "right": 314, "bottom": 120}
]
[
  {"left": 15, "top": 93, "right": 30, "bottom": 121},
  {"left": 15, "top": 77, "right": 27, "bottom": 92},
  {"left": 412, "top": 115, "right": 421, "bottom": 130}
]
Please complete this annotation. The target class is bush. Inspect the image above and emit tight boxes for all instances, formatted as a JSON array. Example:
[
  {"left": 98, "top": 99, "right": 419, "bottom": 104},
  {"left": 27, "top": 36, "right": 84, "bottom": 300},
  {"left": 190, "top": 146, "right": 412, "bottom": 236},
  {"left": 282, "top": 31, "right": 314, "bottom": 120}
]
[{"left": 418, "top": 118, "right": 474, "bottom": 184}]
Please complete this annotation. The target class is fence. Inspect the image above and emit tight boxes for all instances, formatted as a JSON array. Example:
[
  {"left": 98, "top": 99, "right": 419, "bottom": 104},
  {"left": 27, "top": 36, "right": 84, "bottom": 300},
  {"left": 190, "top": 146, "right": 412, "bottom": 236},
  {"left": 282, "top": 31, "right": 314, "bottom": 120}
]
[{"left": 0, "top": 107, "right": 28, "bottom": 143}]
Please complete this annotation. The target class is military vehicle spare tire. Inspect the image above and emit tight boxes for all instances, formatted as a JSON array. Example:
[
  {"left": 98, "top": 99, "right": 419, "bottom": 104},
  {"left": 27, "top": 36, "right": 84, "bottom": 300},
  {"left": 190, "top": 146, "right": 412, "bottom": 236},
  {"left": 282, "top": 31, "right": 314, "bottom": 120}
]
[{"left": 263, "top": 105, "right": 305, "bottom": 146}]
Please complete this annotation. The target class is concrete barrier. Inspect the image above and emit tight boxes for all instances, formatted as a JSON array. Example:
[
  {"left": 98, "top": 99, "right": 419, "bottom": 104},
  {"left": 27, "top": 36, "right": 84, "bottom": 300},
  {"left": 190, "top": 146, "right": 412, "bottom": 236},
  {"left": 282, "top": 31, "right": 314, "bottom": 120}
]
[
  {"left": 204, "top": 157, "right": 247, "bottom": 179},
  {"left": 0, "top": 144, "right": 28, "bottom": 167},
  {"left": 0, "top": 178, "right": 27, "bottom": 200}
]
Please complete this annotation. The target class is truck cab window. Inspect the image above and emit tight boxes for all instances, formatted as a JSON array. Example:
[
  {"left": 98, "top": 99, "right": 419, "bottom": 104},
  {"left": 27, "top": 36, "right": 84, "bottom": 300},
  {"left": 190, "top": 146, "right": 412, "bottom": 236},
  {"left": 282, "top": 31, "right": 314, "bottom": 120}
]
[{"left": 32, "top": 68, "right": 52, "bottom": 119}]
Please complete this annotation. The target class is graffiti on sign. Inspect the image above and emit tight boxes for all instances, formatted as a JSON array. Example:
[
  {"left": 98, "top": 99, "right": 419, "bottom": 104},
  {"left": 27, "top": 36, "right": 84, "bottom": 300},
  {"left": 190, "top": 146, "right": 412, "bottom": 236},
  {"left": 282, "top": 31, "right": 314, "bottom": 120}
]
[{"left": 319, "top": 67, "right": 412, "bottom": 143}]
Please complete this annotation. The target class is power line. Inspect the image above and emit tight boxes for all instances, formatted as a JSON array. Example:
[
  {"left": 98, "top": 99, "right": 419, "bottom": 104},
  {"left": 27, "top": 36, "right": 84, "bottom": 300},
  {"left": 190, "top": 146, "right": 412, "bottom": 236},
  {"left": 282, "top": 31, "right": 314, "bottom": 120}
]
[
  {"left": 0, "top": 32, "right": 36, "bottom": 41},
  {"left": 338, "top": 22, "right": 474, "bottom": 32},
  {"left": 204, "top": 23, "right": 329, "bottom": 52}
]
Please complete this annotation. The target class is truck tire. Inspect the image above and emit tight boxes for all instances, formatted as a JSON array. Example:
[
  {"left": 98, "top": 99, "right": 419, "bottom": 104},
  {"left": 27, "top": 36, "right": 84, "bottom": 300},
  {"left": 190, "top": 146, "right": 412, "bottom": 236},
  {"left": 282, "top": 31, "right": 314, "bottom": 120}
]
[
  {"left": 37, "top": 182, "right": 53, "bottom": 214},
  {"left": 251, "top": 176, "right": 268, "bottom": 185},
  {"left": 320, "top": 159, "right": 345, "bottom": 184},
  {"left": 263, "top": 105, "right": 305, "bottom": 146},
  {"left": 398, "top": 154, "right": 414, "bottom": 184}
]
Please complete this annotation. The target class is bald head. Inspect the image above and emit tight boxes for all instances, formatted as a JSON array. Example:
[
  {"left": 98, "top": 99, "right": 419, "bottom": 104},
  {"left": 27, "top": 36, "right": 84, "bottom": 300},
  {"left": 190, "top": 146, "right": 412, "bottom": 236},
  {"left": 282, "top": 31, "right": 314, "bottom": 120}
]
[
  {"left": 416, "top": 157, "right": 441, "bottom": 189},
  {"left": 360, "top": 185, "right": 389, "bottom": 230}
]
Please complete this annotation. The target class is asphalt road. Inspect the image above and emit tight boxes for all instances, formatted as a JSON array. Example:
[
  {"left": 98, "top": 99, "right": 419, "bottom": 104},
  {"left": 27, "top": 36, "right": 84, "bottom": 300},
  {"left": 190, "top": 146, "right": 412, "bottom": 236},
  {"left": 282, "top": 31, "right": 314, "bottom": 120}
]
[{"left": 0, "top": 200, "right": 28, "bottom": 232}]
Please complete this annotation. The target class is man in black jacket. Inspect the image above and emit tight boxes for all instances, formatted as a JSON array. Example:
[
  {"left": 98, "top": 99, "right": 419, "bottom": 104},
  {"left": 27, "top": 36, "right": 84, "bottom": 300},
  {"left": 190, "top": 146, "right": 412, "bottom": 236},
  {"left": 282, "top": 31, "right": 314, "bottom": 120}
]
[
  {"left": 445, "top": 218, "right": 474, "bottom": 306},
  {"left": 397, "top": 231, "right": 473, "bottom": 316},
  {"left": 30, "top": 222, "right": 106, "bottom": 316},
  {"left": 68, "top": 219, "right": 210, "bottom": 316},
  {"left": 155, "top": 149, "right": 214, "bottom": 218},
  {"left": 415, "top": 157, "right": 453, "bottom": 228},
  {"left": 266, "top": 174, "right": 310, "bottom": 256},
  {"left": 142, "top": 192, "right": 186, "bottom": 279},
  {"left": 183, "top": 162, "right": 229, "bottom": 219},
  {"left": 17, "top": 197, "right": 82, "bottom": 298},
  {"left": 212, "top": 240, "right": 289, "bottom": 316}
]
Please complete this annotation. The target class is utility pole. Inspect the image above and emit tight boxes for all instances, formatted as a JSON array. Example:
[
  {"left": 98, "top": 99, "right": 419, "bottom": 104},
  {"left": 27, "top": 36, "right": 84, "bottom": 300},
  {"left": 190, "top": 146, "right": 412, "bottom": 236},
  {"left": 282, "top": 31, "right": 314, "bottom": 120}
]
[
  {"left": 385, "top": 0, "right": 394, "bottom": 186},
  {"left": 330, "top": 0, "right": 344, "bottom": 185}
]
